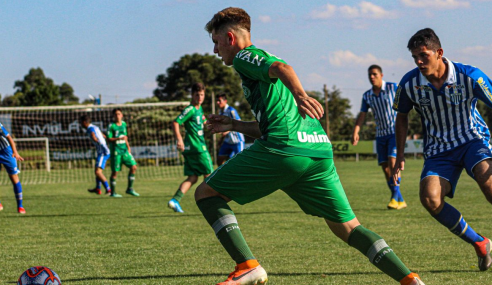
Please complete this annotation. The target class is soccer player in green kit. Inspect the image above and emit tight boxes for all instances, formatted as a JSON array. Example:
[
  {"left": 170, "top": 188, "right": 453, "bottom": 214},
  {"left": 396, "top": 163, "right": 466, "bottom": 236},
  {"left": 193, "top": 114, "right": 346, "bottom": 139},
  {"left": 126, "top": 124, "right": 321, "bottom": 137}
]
[
  {"left": 168, "top": 83, "right": 213, "bottom": 213},
  {"left": 107, "top": 108, "right": 139, "bottom": 198},
  {"left": 194, "top": 7, "right": 425, "bottom": 285}
]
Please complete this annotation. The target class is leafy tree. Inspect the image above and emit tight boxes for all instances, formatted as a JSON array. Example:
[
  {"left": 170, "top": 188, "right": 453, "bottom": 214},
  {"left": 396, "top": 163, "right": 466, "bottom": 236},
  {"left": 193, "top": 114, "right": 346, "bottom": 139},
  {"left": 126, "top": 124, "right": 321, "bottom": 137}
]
[
  {"left": 310, "top": 86, "right": 354, "bottom": 140},
  {"left": 154, "top": 53, "right": 251, "bottom": 119},
  {"left": 9, "top": 67, "right": 78, "bottom": 106},
  {"left": 132, "top": 96, "right": 160, "bottom": 103}
]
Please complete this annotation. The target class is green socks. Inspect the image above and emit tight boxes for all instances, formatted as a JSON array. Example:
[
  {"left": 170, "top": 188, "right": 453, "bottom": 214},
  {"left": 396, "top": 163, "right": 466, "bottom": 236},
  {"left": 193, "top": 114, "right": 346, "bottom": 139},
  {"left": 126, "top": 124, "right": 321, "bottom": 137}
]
[
  {"left": 348, "top": 225, "right": 411, "bottom": 282},
  {"left": 110, "top": 177, "right": 116, "bottom": 195},
  {"left": 128, "top": 173, "right": 135, "bottom": 190},
  {"left": 172, "top": 189, "right": 184, "bottom": 202},
  {"left": 197, "top": 197, "right": 255, "bottom": 264}
]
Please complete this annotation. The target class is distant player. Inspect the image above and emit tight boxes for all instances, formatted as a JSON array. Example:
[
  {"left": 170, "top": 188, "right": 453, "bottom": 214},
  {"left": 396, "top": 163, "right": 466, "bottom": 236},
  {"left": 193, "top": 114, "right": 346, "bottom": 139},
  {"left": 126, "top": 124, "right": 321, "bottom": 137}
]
[
  {"left": 216, "top": 93, "right": 245, "bottom": 165},
  {"left": 393, "top": 28, "right": 492, "bottom": 271},
  {"left": 80, "top": 115, "right": 111, "bottom": 195},
  {"left": 107, "top": 108, "right": 139, "bottom": 198},
  {"left": 168, "top": 83, "right": 213, "bottom": 213},
  {"left": 0, "top": 122, "right": 25, "bottom": 214},
  {"left": 195, "top": 7, "right": 424, "bottom": 285},
  {"left": 352, "top": 65, "right": 406, "bottom": 210}
]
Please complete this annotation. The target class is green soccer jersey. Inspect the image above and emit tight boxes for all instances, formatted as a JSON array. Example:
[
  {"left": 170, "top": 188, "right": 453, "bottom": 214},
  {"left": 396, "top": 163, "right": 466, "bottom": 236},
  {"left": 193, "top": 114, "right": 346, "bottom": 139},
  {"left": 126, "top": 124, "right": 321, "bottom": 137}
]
[
  {"left": 175, "top": 105, "right": 208, "bottom": 154},
  {"left": 107, "top": 121, "right": 129, "bottom": 155},
  {"left": 233, "top": 45, "right": 333, "bottom": 158}
]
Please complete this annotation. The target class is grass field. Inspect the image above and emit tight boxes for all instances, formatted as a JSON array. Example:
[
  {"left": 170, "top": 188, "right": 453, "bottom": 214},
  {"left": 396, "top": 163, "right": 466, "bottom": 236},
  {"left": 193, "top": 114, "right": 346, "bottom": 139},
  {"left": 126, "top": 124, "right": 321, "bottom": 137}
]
[{"left": 1, "top": 159, "right": 492, "bottom": 284}]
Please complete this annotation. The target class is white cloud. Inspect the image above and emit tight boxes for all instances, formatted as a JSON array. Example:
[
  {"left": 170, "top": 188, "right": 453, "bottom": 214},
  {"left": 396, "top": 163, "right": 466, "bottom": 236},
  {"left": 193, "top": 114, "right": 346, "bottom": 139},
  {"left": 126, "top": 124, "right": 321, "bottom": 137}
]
[
  {"left": 328, "top": 50, "right": 413, "bottom": 68},
  {"left": 401, "top": 0, "right": 470, "bottom": 9},
  {"left": 256, "top": 39, "right": 279, "bottom": 46},
  {"left": 461, "top": 44, "right": 492, "bottom": 56},
  {"left": 258, "top": 15, "right": 271, "bottom": 23},
  {"left": 310, "top": 1, "right": 396, "bottom": 20}
]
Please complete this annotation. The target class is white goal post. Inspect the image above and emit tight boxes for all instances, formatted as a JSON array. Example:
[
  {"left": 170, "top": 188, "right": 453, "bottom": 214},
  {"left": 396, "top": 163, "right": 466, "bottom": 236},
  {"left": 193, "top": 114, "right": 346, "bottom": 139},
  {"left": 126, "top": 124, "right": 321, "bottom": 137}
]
[
  {"left": 0, "top": 102, "right": 190, "bottom": 185},
  {"left": 14, "top": 137, "right": 51, "bottom": 172}
]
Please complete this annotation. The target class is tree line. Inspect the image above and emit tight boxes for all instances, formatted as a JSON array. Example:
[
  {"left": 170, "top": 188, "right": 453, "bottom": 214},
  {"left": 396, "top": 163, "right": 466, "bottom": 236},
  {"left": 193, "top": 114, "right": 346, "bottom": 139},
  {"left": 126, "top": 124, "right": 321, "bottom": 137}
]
[{"left": 8, "top": 54, "right": 492, "bottom": 142}]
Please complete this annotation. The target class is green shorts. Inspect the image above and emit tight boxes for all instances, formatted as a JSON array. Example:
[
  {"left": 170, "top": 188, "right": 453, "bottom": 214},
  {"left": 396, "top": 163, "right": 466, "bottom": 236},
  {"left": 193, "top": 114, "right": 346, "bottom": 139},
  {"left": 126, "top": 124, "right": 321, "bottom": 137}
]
[
  {"left": 111, "top": 151, "right": 137, "bottom": 172},
  {"left": 205, "top": 143, "right": 355, "bottom": 223},
  {"left": 183, "top": 151, "right": 213, "bottom": 176}
]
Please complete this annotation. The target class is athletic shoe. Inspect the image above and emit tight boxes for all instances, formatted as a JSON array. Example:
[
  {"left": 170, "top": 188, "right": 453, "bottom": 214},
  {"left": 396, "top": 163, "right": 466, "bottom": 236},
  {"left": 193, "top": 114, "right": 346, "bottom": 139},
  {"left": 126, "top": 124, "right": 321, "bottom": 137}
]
[
  {"left": 168, "top": 198, "right": 184, "bottom": 213},
  {"left": 387, "top": 198, "right": 398, "bottom": 209},
  {"left": 105, "top": 190, "right": 111, "bottom": 195},
  {"left": 400, "top": 272, "right": 425, "bottom": 285},
  {"left": 217, "top": 264, "right": 268, "bottom": 285},
  {"left": 397, "top": 201, "right": 407, "bottom": 210},
  {"left": 88, "top": 188, "right": 101, "bottom": 195},
  {"left": 18, "top": 207, "right": 26, "bottom": 214},
  {"left": 126, "top": 189, "right": 140, "bottom": 197},
  {"left": 0, "top": 203, "right": 3, "bottom": 211},
  {"left": 110, "top": 193, "right": 122, "bottom": 198},
  {"left": 473, "top": 235, "right": 492, "bottom": 271}
]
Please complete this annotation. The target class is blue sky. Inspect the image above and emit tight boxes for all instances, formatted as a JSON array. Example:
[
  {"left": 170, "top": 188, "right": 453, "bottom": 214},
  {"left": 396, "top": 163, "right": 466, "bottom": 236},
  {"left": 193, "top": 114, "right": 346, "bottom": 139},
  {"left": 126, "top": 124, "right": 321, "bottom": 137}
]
[{"left": 1, "top": 0, "right": 492, "bottom": 113}]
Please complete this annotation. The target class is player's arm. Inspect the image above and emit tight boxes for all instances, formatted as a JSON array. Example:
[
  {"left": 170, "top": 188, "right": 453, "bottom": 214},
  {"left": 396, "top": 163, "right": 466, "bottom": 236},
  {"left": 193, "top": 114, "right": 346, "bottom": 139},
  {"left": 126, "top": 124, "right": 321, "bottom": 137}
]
[
  {"left": 393, "top": 112, "right": 408, "bottom": 182},
  {"left": 6, "top": 135, "right": 24, "bottom": 161},
  {"left": 106, "top": 125, "right": 123, "bottom": 142},
  {"left": 472, "top": 70, "right": 492, "bottom": 108},
  {"left": 268, "top": 61, "right": 324, "bottom": 120},
  {"left": 352, "top": 112, "right": 367, "bottom": 146},
  {"left": 90, "top": 131, "right": 99, "bottom": 143},
  {"left": 172, "top": 121, "right": 185, "bottom": 152},
  {"left": 207, "top": 114, "right": 262, "bottom": 139}
]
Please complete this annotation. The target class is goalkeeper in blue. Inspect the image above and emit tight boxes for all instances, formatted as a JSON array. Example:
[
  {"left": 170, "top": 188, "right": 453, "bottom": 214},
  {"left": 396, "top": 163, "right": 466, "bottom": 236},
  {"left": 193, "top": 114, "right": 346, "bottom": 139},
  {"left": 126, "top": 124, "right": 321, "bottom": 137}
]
[
  {"left": 80, "top": 115, "right": 111, "bottom": 196},
  {"left": 393, "top": 28, "right": 492, "bottom": 271},
  {"left": 0, "top": 122, "right": 25, "bottom": 214}
]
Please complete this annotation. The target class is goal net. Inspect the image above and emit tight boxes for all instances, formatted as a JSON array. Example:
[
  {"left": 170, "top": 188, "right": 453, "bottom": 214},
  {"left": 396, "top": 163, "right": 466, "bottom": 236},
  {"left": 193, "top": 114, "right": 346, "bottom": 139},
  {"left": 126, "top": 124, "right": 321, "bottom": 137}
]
[{"left": 0, "top": 102, "right": 189, "bottom": 185}]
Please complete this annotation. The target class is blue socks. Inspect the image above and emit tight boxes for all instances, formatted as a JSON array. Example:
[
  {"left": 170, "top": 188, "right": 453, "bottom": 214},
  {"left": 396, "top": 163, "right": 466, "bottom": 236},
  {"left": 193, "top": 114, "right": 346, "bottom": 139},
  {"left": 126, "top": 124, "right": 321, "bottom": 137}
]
[
  {"left": 387, "top": 179, "right": 403, "bottom": 202},
  {"left": 433, "top": 202, "right": 484, "bottom": 243},
  {"left": 102, "top": 181, "right": 111, "bottom": 192},
  {"left": 13, "top": 181, "right": 23, "bottom": 208}
]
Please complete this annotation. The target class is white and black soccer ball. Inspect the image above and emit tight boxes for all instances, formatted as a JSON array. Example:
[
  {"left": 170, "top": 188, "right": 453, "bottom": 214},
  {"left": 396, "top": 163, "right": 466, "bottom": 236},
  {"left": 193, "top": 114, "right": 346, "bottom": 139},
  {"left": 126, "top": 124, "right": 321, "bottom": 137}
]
[{"left": 17, "top": 266, "right": 61, "bottom": 285}]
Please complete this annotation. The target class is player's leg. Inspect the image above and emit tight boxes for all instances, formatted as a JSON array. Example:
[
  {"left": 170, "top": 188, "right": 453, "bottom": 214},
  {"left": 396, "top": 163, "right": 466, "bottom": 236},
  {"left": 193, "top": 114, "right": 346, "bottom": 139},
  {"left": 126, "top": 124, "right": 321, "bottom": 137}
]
[
  {"left": 8, "top": 174, "right": 25, "bottom": 214},
  {"left": 194, "top": 147, "right": 294, "bottom": 284},
  {"left": 168, "top": 175, "right": 198, "bottom": 213},
  {"left": 388, "top": 134, "right": 405, "bottom": 209},
  {"left": 2, "top": 148, "right": 25, "bottom": 213},
  {"left": 109, "top": 155, "right": 122, "bottom": 197},
  {"left": 217, "top": 142, "right": 232, "bottom": 166},
  {"left": 421, "top": 146, "right": 489, "bottom": 270},
  {"left": 120, "top": 152, "right": 139, "bottom": 196},
  {"left": 284, "top": 158, "right": 423, "bottom": 284}
]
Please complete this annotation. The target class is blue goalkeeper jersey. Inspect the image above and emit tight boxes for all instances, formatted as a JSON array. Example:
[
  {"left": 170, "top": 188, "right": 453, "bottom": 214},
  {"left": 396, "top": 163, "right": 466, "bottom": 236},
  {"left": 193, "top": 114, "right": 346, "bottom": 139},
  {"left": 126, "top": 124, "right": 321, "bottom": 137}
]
[
  {"left": 219, "top": 104, "right": 245, "bottom": 144},
  {"left": 360, "top": 81, "right": 397, "bottom": 137},
  {"left": 87, "top": 124, "right": 110, "bottom": 155},
  {"left": 393, "top": 58, "right": 492, "bottom": 158},
  {"left": 0, "top": 123, "right": 11, "bottom": 150}
]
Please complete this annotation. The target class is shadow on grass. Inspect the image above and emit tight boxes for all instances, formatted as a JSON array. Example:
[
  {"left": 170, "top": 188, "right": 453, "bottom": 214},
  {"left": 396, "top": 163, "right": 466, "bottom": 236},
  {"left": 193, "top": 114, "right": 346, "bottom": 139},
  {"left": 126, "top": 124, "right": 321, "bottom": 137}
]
[
  {"left": 128, "top": 210, "right": 302, "bottom": 219},
  {"left": 1, "top": 213, "right": 102, "bottom": 218},
  {"left": 6, "top": 269, "right": 479, "bottom": 283}
]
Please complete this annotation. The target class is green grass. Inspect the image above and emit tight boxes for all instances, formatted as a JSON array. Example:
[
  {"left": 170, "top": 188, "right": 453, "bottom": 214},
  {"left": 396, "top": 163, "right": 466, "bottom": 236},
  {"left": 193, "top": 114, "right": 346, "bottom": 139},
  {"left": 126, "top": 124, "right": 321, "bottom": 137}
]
[{"left": 1, "top": 159, "right": 492, "bottom": 284}]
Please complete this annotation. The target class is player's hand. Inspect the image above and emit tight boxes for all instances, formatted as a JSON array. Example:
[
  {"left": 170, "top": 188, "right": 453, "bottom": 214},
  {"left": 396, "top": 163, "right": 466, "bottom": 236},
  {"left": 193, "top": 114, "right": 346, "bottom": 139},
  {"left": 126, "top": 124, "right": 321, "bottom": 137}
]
[
  {"left": 392, "top": 156, "right": 405, "bottom": 184},
  {"left": 351, "top": 133, "right": 359, "bottom": 146},
  {"left": 206, "top": 114, "right": 233, "bottom": 134},
  {"left": 176, "top": 140, "right": 185, "bottom": 152},
  {"left": 13, "top": 152, "right": 24, "bottom": 161},
  {"left": 295, "top": 95, "right": 324, "bottom": 120}
]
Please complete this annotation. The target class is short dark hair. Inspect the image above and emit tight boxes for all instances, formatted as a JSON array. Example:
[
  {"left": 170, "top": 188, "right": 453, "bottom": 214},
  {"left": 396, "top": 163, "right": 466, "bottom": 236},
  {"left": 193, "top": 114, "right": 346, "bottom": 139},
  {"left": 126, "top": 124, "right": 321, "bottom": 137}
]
[
  {"left": 112, "top": 108, "right": 122, "bottom": 115},
  {"left": 79, "top": 115, "right": 91, "bottom": 124},
  {"left": 407, "top": 28, "right": 441, "bottom": 51},
  {"left": 192, "top": 83, "right": 206, "bottom": 93},
  {"left": 368, "top": 65, "right": 382, "bottom": 74},
  {"left": 217, "top": 93, "right": 227, "bottom": 100},
  {"left": 205, "top": 7, "right": 251, "bottom": 34}
]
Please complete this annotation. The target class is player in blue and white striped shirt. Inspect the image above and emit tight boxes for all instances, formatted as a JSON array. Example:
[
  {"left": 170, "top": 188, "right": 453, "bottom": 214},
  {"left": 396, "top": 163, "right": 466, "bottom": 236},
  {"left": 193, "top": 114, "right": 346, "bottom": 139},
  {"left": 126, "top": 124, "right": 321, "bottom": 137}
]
[
  {"left": 80, "top": 115, "right": 111, "bottom": 196},
  {"left": 217, "top": 93, "right": 245, "bottom": 165},
  {"left": 0, "top": 122, "right": 25, "bottom": 214},
  {"left": 352, "top": 65, "right": 406, "bottom": 210},
  {"left": 393, "top": 28, "right": 492, "bottom": 271}
]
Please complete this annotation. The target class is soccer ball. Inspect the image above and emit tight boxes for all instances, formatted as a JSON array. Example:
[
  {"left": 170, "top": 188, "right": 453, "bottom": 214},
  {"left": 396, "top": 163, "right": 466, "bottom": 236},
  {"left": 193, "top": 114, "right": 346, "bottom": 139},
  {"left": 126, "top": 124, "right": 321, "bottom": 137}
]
[{"left": 17, "top": 266, "right": 61, "bottom": 285}]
